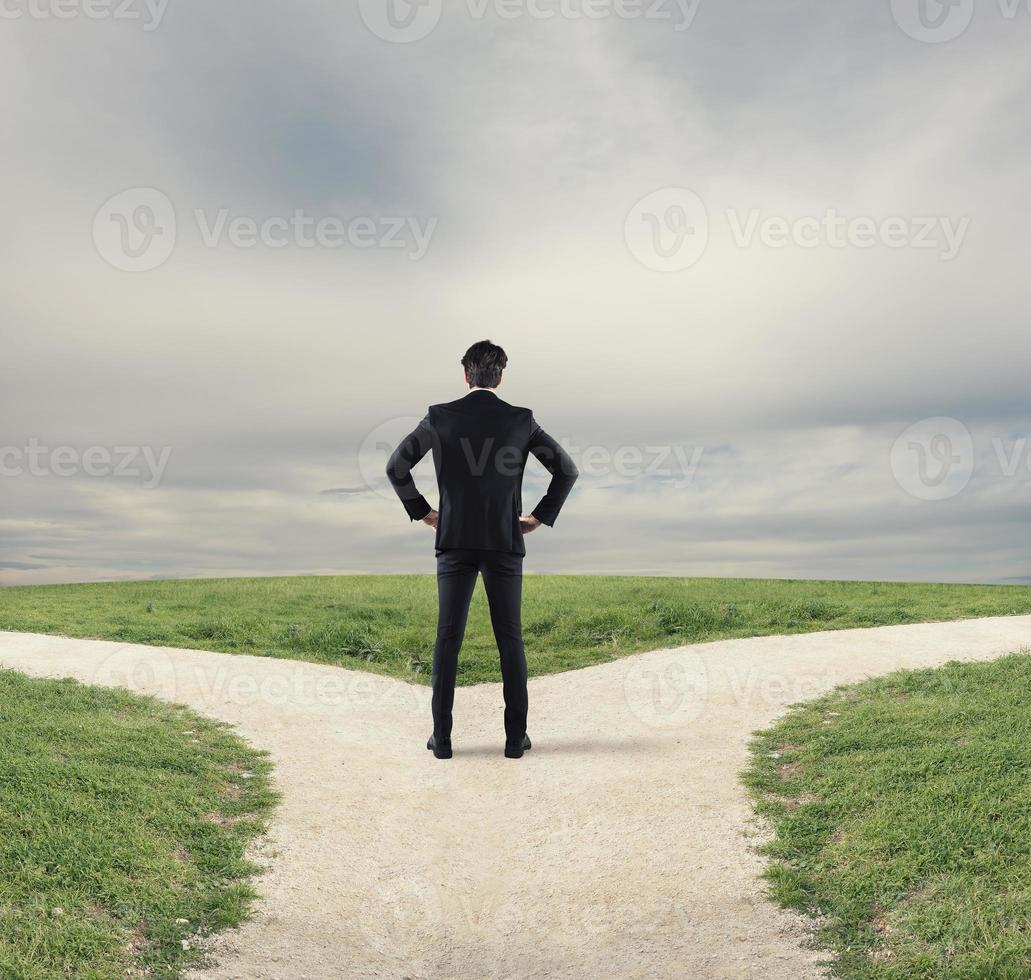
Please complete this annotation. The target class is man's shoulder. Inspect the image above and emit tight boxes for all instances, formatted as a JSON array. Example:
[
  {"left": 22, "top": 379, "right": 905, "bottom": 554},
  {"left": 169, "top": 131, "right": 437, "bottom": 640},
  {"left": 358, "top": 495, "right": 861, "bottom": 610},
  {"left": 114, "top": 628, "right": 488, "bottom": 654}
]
[
  {"left": 428, "top": 395, "right": 533, "bottom": 417},
  {"left": 428, "top": 397, "right": 465, "bottom": 412},
  {"left": 500, "top": 399, "right": 533, "bottom": 418},
  {"left": 488, "top": 394, "right": 533, "bottom": 417}
]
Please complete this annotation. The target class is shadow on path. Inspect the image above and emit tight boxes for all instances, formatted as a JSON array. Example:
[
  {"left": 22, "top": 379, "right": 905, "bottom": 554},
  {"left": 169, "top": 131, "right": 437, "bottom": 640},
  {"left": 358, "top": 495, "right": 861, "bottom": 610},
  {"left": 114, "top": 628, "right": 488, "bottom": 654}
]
[{"left": 453, "top": 736, "right": 665, "bottom": 757}]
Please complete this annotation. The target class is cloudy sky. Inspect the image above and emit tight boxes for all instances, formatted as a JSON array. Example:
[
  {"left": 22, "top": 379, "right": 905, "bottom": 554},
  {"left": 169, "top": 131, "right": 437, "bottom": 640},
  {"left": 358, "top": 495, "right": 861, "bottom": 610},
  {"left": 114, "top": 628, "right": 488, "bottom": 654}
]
[{"left": 1, "top": 0, "right": 1029, "bottom": 585}]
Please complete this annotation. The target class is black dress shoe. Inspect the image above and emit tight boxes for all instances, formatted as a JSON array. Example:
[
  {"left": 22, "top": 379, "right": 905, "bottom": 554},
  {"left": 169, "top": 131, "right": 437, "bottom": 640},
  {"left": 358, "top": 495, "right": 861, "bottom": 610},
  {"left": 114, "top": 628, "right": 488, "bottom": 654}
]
[
  {"left": 504, "top": 734, "right": 532, "bottom": 759},
  {"left": 426, "top": 734, "right": 452, "bottom": 760}
]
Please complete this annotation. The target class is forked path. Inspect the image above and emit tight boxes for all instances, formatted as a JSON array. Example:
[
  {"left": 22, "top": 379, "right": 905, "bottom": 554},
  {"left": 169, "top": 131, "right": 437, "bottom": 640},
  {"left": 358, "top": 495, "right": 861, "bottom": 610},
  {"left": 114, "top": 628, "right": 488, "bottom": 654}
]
[{"left": 2, "top": 615, "right": 1030, "bottom": 979}]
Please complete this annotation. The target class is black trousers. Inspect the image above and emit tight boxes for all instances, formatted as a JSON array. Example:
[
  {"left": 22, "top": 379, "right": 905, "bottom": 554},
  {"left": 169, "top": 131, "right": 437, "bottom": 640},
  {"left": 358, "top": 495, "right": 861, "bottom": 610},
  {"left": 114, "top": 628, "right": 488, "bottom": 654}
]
[{"left": 432, "top": 548, "right": 527, "bottom": 744}]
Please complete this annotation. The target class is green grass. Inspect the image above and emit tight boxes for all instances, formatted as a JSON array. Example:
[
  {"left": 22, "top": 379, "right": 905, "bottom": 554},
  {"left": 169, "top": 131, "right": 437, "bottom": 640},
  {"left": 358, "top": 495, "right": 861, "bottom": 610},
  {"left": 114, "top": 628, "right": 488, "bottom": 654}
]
[
  {"left": 0, "top": 670, "right": 277, "bottom": 979},
  {"left": 2, "top": 576, "right": 1031, "bottom": 685},
  {"left": 744, "top": 653, "right": 1031, "bottom": 978}
]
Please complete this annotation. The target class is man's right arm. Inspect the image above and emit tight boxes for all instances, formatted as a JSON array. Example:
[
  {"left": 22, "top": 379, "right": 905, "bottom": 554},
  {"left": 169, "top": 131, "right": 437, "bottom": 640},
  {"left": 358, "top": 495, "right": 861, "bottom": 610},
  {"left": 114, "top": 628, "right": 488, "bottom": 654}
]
[{"left": 385, "top": 415, "right": 434, "bottom": 522}]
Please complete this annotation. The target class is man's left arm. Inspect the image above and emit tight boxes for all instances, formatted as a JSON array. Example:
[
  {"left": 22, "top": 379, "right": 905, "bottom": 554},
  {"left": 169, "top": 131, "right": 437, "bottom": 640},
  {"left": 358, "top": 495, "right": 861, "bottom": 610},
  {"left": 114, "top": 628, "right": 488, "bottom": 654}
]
[
  {"left": 524, "top": 417, "right": 578, "bottom": 532},
  {"left": 385, "top": 415, "right": 435, "bottom": 524}
]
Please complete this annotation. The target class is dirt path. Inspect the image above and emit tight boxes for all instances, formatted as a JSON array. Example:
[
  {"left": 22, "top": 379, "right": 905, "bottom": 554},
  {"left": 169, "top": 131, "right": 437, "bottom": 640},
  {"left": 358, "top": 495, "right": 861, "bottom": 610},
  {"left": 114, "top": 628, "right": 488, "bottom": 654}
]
[{"left": 2, "top": 615, "right": 1029, "bottom": 979}]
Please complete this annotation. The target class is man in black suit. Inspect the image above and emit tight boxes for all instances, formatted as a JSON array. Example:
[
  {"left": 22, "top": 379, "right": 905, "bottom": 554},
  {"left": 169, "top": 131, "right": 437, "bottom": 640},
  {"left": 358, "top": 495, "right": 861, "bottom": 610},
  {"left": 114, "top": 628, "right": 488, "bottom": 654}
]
[{"left": 386, "top": 340, "right": 578, "bottom": 759}]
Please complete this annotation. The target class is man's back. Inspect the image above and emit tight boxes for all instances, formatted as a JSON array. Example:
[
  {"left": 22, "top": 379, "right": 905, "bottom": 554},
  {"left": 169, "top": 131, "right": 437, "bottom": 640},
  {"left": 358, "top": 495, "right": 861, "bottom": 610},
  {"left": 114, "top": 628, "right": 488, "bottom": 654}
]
[
  {"left": 429, "top": 390, "right": 533, "bottom": 553},
  {"left": 387, "top": 390, "right": 576, "bottom": 556}
]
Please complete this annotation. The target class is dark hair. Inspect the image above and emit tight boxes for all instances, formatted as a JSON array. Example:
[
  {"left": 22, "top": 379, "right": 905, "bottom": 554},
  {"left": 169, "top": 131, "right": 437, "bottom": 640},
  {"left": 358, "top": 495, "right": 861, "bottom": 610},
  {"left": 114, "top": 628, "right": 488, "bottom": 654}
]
[{"left": 461, "top": 340, "right": 508, "bottom": 389}]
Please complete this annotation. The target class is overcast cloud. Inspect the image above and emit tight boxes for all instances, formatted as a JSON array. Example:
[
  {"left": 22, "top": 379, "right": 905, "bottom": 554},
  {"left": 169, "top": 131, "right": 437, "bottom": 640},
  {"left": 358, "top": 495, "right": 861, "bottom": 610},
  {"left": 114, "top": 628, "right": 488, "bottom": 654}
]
[{"left": 2, "top": 0, "right": 1029, "bottom": 585}]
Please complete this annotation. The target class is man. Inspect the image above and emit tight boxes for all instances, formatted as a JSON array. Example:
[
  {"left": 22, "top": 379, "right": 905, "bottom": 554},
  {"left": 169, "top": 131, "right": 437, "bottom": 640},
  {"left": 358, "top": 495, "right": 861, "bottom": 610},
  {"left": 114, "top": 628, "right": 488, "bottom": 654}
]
[{"left": 386, "top": 340, "right": 578, "bottom": 760}]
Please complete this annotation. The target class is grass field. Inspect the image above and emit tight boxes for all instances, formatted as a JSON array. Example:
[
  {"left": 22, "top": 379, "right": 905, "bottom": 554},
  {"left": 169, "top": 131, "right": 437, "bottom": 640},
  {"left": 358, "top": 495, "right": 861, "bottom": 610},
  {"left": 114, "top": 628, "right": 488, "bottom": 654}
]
[
  {"left": 0, "top": 670, "right": 276, "bottom": 979},
  {"left": 744, "top": 653, "right": 1031, "bottom": 978},
  {"left": 2, "top": 575, "right": 1030, "bottom": 684}
]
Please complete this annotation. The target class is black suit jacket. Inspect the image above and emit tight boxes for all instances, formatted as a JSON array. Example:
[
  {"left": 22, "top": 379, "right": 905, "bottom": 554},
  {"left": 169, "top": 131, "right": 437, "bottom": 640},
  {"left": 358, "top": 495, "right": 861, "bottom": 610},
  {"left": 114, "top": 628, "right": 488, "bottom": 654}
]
[{"left": 385, "top": 390, "right": 578, "bottom": 555}]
